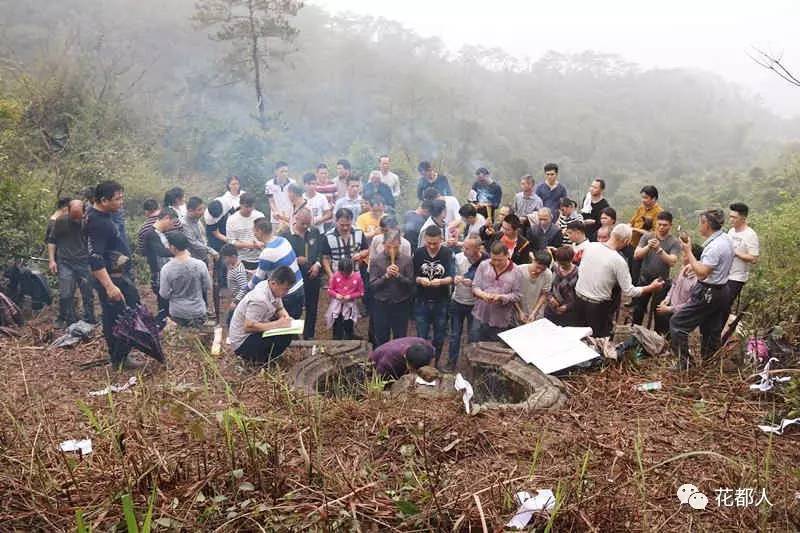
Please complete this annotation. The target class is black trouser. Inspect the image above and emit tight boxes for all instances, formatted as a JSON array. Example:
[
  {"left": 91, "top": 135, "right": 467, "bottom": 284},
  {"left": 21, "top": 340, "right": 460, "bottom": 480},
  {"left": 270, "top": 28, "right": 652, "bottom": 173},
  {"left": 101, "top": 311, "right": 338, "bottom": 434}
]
[
  {"left": 448, "top": 301, "right": 474, "bottom": 364},
  {"left": 173, "top": 316, "right": 205, "bottom": 328},
  {"left": 333, "top": 316, "right": 355, "bottom": 340},
  {"left": 727, "top": 280, "right": 745, "bottom": 315},
  {"left": 303, "top": 276, "right": 321, "bottom": 340},
  {"left": 150, "top": 270, "right": 169, "bottom": 323},
  {"left": 234, "top": 333, "right": 292, "bottom": 365},
  {"left": 94, "top": 275, "right": 140, "bottom": 365},
  {"left": 575, "top": 296, "right": 615, "bottom": 338},
  {"left": 282, "top": 287, "right": 305, "bottom": 319},
  {"left": 371, "top": 299, "right": 411, "bottom": 347},
  {"left": 633, "top": 276, "right": 671, "bottom": 330},
  {"left": 670, "top": 283, "right": 730, "bottom": 364},
  {"left": 470, "top": 319, "right": 504, "bottom": 342}
]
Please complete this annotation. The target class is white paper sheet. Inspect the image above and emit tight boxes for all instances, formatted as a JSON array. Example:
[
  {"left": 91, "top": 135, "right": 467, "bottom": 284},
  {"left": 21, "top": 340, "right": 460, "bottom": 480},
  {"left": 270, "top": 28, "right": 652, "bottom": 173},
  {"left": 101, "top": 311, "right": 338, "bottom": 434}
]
[
  {"left": 454, "top": 373, "right": 474, "bottom": 414},
  {"left": 89, "top": 376, "right": 137, "bottom": 396},
  {"left": 749, "top": 357, "right": 791, "bottom": 392},
  {"left": 59, "top": 439, "right": 93, "bottom": 455},
  {"left": 758, "top": 418, "right": 800, "bottom": 435},
  {"left": 415, "top": 376, "right": 437, "bottom": 387},
  {"left": 505, "top": 489, "right": 556, "bottom": 529},
  {"left": 498, "top": 319, "right": 598, "bottom": 374}
]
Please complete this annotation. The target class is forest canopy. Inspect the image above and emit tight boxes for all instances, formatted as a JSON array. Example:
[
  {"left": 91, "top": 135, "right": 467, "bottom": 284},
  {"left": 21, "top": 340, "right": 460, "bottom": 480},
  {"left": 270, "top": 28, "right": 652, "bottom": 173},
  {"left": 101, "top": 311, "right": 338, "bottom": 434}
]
[{"left": 1, "top": 0, "right": 799, "bottom": 261}]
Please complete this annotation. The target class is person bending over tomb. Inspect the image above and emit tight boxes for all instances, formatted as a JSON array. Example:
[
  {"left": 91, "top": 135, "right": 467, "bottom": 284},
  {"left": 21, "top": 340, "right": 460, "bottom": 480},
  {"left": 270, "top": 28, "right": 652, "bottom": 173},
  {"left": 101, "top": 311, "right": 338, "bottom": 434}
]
[
  {"left": 390, "top": 354, "right": 459, "bottom": 399},
  {"left": 369, "top": 337, "right": 436, "bottom": 380}
]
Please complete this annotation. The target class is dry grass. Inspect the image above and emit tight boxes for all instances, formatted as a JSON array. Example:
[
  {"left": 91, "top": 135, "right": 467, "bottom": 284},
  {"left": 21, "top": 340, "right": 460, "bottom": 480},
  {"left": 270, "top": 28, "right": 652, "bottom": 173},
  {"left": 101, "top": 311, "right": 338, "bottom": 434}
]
[{"left": 1, "top": 306, "right": 799, "bottom": 531}]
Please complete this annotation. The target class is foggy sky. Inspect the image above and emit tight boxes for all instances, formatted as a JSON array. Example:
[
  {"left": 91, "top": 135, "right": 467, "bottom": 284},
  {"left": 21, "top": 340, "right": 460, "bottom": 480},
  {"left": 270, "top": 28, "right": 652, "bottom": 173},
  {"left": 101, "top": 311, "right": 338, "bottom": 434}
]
[{"left": 313, "top": 0, "right": 800, "bottom": 117}]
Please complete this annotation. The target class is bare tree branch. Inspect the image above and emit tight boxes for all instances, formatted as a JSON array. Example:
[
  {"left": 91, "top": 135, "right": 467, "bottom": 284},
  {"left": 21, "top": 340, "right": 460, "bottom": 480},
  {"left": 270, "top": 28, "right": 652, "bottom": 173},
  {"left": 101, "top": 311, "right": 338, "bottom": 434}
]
[{"left": 748, "top": 46, "right": 800, "bottom": 87}]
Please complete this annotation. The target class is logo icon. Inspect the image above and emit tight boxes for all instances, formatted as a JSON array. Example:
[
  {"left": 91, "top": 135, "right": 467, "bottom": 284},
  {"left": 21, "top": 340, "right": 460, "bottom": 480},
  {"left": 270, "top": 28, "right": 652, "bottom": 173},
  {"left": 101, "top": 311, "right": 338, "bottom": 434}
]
[{"left": 677, "top": 483, "right": 708, "bottom": 510}]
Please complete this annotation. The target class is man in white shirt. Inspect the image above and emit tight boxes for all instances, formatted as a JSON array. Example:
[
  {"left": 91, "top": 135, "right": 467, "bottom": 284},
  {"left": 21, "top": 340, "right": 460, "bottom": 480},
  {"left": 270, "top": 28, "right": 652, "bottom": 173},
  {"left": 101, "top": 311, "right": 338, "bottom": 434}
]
[
  {"left": 575, "top": 224, "right": 664, "bottom": 337},
  {"left": 447, "top": 203, "right": 486, "bottom": 249},
  {"left": 378, "top": 154, "right": 401, "bottom": 199},
  {"left": 265, "top": 161, "right": 295, "bottom": 224},
  {"left": 566, "top": 220, "right": 590, "bottom": 260},
  {"left": 225, "top": 193, "right": 265, "bottom": 269},
  {"left": 418, "top": 199, "right": 447, "bottom": 249},
  {"left": 726, "top": 202, "right": 759, "bottom": 310},
  {"left": 422, "top": 186, "right": 460, "bottom": 227},
  {"left": 518, "top": 251, "right": 553, "bottom": 322},
  {"left": 302, "top": 173, "right": 332, "bottom": 233},
  {"left": 228, "top": 267, "right": 296, "bottom": 365},
  {"left": 447, "top": 235, "right": 485, "bottom": 370},
  {"left": 334, "top": 176, "right": 363, "bottom": 219},
  {"left": 512, "top": 174, "right": 543, "bottom": 228}
]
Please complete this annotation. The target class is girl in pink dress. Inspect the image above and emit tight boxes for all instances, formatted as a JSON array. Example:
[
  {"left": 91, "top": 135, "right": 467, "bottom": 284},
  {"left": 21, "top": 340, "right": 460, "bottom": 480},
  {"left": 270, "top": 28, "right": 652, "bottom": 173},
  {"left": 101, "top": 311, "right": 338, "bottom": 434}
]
[{"left": 325, "top": 257, "right": 365, "bottom": 339}]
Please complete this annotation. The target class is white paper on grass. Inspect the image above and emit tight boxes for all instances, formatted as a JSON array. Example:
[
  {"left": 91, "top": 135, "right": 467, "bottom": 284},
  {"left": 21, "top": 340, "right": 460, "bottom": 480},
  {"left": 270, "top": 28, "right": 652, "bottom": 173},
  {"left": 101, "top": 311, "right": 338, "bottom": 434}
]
[
  {"left": 749, "top": 357, "right": 791, "bottom": 392},
  {"left": 506, "top": 489, "right": 556, "bottom": 529},
  {"left": 59, "top": 439, "right": 93, "bottom": 455},
  {"left": 498, "top": 318, "right": 598, "bottom": 374},
  {"left": 415, "top": 376, "right": 437, "bottom": 387},
  {"left": 454, "top": 373, "right": 473, "bottom": 414},
  {"left": 89, "top": 376, "right": 137, "bottom": 396},
  {"left": 758, "top": 418, "right": 800, "bottom": 435}
]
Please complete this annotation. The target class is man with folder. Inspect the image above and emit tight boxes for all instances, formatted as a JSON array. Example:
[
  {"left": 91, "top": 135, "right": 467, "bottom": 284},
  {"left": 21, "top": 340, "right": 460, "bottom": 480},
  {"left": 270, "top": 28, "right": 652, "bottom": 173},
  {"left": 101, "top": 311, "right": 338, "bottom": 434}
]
[{"left": 228, "top": 266, "right": 297, "bottom": 365}]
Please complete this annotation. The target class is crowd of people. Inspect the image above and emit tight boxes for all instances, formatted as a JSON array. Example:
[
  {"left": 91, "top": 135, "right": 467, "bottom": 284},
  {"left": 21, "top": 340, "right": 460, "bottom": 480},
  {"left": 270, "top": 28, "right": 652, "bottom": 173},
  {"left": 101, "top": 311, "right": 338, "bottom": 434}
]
[{"left": 44, "top": 156, "right": 760, "bottom": 376}]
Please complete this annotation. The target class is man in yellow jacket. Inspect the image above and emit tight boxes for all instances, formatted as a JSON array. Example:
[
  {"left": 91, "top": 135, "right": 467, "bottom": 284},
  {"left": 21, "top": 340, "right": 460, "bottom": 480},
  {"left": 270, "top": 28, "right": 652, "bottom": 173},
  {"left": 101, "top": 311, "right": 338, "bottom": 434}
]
[{"left": 629, "top": 185, "right": 662, "bottom": 248}]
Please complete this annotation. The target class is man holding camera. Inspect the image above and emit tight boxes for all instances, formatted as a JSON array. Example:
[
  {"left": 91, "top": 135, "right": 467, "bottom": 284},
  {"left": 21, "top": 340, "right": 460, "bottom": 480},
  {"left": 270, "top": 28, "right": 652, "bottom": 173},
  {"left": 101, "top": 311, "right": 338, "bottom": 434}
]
[
  {"left": 632, "top": 211, "right": 681, "bottom": 330},
  {"left": 669, "top": 209, "right": 734, "bottom": 371}
]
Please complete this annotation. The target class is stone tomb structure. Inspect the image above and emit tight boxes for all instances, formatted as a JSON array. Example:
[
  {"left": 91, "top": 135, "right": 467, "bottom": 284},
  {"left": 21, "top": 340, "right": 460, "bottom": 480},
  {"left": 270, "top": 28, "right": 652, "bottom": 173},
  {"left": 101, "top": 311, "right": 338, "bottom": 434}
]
[{"left": 287, "top": 340, "right": 567, "bottom": 411}]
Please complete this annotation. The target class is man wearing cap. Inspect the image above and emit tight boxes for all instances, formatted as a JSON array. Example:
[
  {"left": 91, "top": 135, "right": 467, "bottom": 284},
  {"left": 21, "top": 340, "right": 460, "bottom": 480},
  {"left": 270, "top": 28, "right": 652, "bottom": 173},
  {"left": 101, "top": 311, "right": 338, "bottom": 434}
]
[{"left": 669, "top": 208, "right": 734, "bottom": 371}]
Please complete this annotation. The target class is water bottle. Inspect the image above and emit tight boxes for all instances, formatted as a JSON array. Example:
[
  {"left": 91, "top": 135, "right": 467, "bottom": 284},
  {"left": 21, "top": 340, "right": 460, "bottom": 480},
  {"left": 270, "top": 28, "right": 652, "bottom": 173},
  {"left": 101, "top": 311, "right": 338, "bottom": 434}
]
[{"left": 635, "top": 381, "right": 662, "bottom": 392}]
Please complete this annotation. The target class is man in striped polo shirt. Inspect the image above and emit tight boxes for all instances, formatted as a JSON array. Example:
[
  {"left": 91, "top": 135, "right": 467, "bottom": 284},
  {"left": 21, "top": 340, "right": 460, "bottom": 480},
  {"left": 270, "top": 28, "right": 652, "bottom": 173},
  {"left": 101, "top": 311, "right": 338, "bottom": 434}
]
[{"left": 249, "top": 217, "right": 305, "bottom": 319}]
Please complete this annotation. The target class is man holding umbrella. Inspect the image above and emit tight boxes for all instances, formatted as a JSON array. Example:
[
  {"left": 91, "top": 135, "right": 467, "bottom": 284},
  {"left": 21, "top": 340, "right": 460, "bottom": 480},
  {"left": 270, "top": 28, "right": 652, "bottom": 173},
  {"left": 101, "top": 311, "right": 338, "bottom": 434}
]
[{"left": 86, "top": 181, "right": 145, "bottom": 370}]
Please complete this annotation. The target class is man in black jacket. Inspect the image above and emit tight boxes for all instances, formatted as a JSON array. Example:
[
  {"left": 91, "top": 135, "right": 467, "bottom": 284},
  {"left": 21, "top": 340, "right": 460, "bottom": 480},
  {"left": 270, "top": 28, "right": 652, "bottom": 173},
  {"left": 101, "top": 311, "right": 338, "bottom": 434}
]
[
  {"left": 87, "top": 180, "right": 143, "bottom": 370},
  {"left": 143, "top": 209, "right": 179, "bottom": 321},
  {"left": 527, "top": 208, "right": 563, "bottom": 252},
  {"left": 280, "top": 208, "right": 323, "bottom": 339}
]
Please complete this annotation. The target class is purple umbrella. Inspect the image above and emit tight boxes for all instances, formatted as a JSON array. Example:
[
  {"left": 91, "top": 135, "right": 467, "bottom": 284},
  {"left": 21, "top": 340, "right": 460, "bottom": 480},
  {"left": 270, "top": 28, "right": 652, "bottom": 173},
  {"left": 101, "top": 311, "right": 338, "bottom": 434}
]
[{"left": 112, "top": 304, "right": 165, "bottom": 363}]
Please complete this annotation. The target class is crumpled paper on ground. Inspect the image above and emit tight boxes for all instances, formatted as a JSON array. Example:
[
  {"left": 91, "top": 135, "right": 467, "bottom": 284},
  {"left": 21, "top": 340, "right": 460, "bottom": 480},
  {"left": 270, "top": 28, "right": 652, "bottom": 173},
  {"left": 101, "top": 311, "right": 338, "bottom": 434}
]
[
  {"left": 415, "top": 376, "right": 437, "bottom": 387},
  {"left": 51, "top": 320, "right": 96, "bottom": 348},
  {"left": 758, "top": 418, "right": 800, "bottom": 435},
  {"left": 59, "top": 439, "right": 93, "bottom": 455},
  {"left": 506, "top": 489, "right": 556, "bottom": 529},
  {"left": 749, "top": 357, "right": 791, "bottom": 392},
  {"left": 454, "top": 373, "right": 473, "bottom": 414},
  {"left": 89, "top": 376, "right": 137, "bottom": 396}
]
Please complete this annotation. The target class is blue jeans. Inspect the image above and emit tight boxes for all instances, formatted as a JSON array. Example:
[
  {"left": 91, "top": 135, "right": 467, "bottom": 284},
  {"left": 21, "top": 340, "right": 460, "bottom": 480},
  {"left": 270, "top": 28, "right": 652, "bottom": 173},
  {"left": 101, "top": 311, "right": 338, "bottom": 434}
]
[
  {"left": 447, "top": 301, "right": 474, "bottom": 364},
  {"left": 414, "top": 299, "right": 448, "bottom": 356}
]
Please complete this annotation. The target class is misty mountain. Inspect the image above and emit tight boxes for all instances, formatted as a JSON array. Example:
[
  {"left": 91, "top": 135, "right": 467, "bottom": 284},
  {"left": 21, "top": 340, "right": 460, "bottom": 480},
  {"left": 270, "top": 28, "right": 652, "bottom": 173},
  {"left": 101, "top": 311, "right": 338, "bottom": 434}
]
[{"left": 2, "top": 0, "right": 798, "bottom": 204}]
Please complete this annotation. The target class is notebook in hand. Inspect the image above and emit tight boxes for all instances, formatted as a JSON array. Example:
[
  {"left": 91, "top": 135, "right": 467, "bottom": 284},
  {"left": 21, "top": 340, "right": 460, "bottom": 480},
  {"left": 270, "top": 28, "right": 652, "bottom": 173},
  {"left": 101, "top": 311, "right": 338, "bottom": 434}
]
[{"left": 262, "top": 319, "right": 304, "bottom": 338}]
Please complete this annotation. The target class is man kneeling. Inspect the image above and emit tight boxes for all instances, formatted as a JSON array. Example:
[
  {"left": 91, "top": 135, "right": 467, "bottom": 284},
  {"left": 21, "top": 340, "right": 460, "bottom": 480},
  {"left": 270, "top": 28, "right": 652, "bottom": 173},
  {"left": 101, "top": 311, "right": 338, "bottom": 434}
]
[
  {"left": 228, "top": 266, "right": 296, "bottom": 365},
  {"left": 369, "top": 337, "right": 458, "bottom": 398}
]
